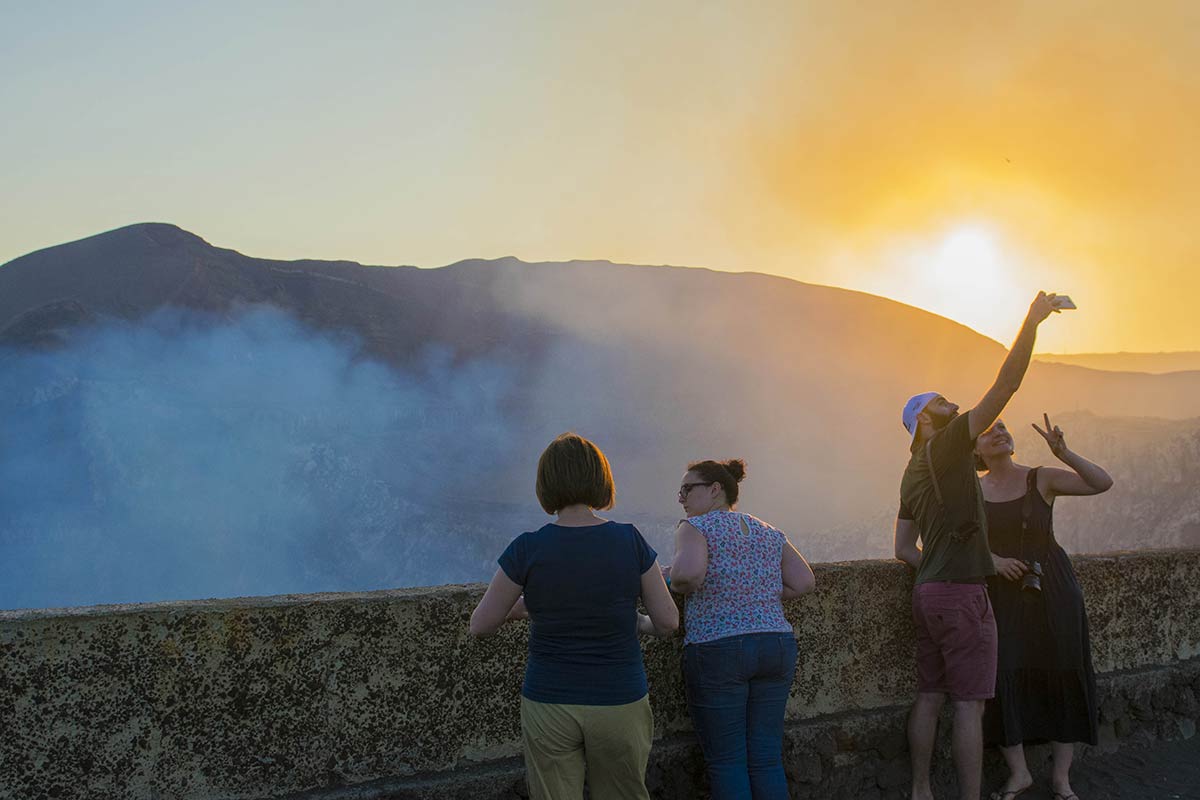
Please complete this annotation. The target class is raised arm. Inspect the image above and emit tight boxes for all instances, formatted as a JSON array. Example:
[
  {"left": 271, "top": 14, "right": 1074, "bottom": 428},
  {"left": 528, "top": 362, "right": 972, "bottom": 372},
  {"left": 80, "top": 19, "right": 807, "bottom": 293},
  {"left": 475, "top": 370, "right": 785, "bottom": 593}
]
[
  {"left": 469, "top": 568, "right": 525, "bottom": 637},
  {"left": 781, "top": 538, "right": 816, "bottom": 600},
  {"left": 637, "top": 564, "right": 680, "bottom": 636},
  {"left": 1032, "top": 413, "right": 1114, "bottom": 498},
  {"left": 894, "top": 517, "right": 921, "bottom": 570},
  {"left": 969, "top": 292, "right": 1059, "bottom": 439},
  {"left": 669, "top": 521, "right": 708, "bottom": 595}
]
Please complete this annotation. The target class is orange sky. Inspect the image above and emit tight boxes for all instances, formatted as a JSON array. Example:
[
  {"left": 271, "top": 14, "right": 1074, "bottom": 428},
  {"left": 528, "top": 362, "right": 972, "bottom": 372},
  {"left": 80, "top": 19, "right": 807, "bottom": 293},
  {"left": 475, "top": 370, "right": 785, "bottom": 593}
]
[
  {"left": 713, "top": 3, "right": 1200, "bottom": 351},
  {"left": 3, "top": 2, "right": 1197, "bottom": 352}
]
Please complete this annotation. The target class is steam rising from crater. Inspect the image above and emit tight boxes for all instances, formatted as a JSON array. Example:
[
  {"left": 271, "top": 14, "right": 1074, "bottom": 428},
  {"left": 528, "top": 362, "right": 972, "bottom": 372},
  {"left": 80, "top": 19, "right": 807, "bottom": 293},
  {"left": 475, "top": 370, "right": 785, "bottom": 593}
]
[{"left": 0, "top": 307, "right": 522, "bottom": 609}]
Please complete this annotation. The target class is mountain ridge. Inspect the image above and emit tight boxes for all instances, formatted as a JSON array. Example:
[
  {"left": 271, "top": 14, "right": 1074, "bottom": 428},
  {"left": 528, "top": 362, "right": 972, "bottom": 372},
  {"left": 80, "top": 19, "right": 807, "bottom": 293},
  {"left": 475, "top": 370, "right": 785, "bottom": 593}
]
[{"left": 0, "top": 222, "right": 1003, "bottom": 353}]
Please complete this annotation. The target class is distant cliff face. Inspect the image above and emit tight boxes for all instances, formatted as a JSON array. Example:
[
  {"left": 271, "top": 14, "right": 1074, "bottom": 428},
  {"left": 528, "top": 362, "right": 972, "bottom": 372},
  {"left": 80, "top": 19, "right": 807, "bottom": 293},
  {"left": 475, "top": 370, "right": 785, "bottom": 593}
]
[
  {"left": 1036, "top": 352, "right": 1200, "bottom": 374},
  {"left": 1045, "top": 413, "right": 1200, "bottom": 554},
  {"left": 1, "top": 224, "right": 1197, "bottom": 607}
]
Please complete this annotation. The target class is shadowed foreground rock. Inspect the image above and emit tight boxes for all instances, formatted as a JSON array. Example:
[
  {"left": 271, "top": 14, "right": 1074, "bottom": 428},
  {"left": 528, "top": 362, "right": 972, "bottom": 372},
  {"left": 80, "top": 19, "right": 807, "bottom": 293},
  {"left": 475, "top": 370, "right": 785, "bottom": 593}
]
[{"left": 1, "top": 551, "right": 1198, "bottom": 799}]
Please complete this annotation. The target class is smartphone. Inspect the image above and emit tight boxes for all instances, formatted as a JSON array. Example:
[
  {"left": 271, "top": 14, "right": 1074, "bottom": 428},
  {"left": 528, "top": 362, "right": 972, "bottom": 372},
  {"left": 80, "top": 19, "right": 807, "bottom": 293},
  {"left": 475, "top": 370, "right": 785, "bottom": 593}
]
[{"left": 1051, "top": 295, "right": 1077, "bottom": 310}]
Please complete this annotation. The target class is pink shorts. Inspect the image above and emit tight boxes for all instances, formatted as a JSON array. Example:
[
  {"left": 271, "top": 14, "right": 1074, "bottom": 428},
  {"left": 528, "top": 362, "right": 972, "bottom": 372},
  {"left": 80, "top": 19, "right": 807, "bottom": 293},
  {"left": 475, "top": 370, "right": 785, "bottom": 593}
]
[{"left": 912, "top": 582, "right": 997, "bottom": 701}]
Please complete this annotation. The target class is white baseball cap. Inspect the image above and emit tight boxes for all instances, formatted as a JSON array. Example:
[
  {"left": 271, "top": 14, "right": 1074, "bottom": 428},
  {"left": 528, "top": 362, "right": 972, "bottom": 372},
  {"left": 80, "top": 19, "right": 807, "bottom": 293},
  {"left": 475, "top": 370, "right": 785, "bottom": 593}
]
[{"left": 902, "top": 392, "right": 940, "bottom": 441}]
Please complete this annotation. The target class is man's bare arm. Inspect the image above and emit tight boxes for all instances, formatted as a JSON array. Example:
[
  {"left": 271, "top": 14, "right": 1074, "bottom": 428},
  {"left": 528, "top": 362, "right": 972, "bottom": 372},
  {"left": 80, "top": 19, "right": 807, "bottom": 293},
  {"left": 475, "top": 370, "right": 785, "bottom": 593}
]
[
  {"left": 969, "top": 291, "right": 1059, "bottom": 440},
  {"left": 894, "top": 517, "right": 921, "bottom": 570}
]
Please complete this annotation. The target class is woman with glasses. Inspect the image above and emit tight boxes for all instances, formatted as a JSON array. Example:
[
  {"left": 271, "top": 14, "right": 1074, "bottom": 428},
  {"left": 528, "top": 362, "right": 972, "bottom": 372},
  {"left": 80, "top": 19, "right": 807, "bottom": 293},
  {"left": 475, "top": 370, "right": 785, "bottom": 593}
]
[
  {"left": 667, "top": 458, "right": 815, "bottom": 800},
  {"left": 469, "top": 433, "right": 679, "bottom": 800}
]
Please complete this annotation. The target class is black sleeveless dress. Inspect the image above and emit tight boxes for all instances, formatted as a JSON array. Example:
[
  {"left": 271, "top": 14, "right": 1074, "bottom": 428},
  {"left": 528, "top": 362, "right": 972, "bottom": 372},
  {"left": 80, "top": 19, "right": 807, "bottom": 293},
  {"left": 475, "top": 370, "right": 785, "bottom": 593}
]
[{"left": 982, "top": 468, "right": 1099, "bottom": 747}]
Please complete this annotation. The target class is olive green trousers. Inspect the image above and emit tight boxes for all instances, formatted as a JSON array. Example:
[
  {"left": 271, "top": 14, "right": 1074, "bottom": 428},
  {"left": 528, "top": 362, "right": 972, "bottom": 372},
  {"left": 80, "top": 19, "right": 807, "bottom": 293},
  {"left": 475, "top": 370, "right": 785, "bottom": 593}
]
[{"left": 520, "top": 694, "right": 653, "bottom": 800}]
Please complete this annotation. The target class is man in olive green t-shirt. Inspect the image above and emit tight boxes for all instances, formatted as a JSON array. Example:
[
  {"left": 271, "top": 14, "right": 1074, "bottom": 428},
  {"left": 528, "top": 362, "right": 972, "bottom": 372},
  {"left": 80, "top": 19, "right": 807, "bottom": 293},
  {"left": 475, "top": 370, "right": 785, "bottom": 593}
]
[
  {"left": 898, "top": 408, "right": 995, "bottom": 584},
  {"left": 894, "top": 291, "right": 1062, "bottom": 800}
]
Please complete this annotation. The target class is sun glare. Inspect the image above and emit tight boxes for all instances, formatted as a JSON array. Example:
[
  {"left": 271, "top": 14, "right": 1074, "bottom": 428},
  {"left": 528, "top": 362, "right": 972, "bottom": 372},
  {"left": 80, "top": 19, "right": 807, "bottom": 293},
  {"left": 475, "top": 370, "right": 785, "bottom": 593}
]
[
  {"left": 934, "top": 226, "right": 1002, "bottom": 284},
  {"left": 843, "top": 222, "right": 1030, "bottom": 343},
  {"left": 927, "top": 226, "right": 1017, "bottom": 303},
  {"left": 913, "top": 224, "right": 1027, "bottom": 340}
]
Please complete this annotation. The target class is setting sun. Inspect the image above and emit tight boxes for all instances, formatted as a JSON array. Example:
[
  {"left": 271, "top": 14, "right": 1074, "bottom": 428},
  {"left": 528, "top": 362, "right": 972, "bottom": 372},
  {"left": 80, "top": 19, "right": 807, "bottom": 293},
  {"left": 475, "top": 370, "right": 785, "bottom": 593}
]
[
  {"left": 934, "top": 226, "right": 1003, "bottom": 286},
  {"left": 918, "top": 225, "right": 1028, "bottom": 337},
  {"left": 827, "top": 222, "right": 1033, "bottom": 344}
]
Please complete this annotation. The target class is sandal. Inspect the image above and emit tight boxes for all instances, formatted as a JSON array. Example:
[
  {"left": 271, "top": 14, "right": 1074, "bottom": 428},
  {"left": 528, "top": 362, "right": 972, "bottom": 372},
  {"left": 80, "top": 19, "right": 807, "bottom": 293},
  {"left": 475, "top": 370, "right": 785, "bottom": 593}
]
[
  {"left": 1052, "top": 795, "right": 1078, "bottom": 800},
  {"left": 989, "top": 790, "right": 1029, "bottom": 800}
]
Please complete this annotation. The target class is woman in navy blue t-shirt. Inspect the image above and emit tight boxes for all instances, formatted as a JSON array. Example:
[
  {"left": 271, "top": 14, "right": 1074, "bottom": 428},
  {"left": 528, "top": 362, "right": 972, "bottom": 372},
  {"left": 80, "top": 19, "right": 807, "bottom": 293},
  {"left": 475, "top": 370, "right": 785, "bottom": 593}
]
[{"left": 470, "top": 433, "right": 679, "bottom": 800}]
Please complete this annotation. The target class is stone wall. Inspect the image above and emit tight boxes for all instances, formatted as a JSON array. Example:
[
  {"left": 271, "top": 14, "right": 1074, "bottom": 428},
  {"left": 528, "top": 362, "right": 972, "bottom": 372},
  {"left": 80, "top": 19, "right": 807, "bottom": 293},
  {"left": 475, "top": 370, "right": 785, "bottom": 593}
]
[{"left": 1, "top": 550, "right": 1198, "bottom": 799}]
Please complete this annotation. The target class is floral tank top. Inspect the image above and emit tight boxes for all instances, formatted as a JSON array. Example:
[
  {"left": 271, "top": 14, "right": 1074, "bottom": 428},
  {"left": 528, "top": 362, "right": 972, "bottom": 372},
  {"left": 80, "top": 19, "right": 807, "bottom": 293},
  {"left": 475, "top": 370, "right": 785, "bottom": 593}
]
[{"left": 683, "top": 510, "right": 793, "bottom": 645}]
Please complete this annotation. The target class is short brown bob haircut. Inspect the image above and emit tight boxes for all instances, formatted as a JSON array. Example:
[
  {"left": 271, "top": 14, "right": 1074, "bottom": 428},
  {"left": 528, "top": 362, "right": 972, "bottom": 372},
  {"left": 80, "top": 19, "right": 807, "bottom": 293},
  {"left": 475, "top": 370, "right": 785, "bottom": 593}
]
[{"left": 536, "top": 432, "right": 616, "bottom": 514}]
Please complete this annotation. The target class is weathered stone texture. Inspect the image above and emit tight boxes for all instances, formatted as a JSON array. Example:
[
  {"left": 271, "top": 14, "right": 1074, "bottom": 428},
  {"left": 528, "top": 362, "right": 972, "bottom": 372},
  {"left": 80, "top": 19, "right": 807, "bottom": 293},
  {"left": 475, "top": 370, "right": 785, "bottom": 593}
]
[{"left": 1, "top": 550, "right": 1197, "bottom": 799}]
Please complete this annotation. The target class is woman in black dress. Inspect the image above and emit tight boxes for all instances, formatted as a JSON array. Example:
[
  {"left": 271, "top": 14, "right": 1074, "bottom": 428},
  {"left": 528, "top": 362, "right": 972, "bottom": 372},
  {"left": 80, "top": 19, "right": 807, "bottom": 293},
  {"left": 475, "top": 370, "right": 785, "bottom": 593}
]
[{"left": 974, "top": 414, "right": 1113, "bottom": 800}]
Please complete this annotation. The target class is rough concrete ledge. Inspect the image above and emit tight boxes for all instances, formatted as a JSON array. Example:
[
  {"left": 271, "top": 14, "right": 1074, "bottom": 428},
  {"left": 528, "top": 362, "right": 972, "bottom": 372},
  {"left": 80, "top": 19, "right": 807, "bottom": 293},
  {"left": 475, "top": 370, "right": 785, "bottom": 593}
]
[
  {"left": 273, "top": 657, "right": 1200, "bottom": 800},
  {"left": 1, "top": 550, "right": 1198, "bottom": 800}
]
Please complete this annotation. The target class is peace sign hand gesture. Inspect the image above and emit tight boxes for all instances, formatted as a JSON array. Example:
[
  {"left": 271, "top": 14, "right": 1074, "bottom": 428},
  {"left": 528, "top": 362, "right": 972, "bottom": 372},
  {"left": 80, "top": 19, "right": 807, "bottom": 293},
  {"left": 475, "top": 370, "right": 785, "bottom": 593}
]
[{"left": 1032, "top": 413, "right": 1068, "bottom": 459}]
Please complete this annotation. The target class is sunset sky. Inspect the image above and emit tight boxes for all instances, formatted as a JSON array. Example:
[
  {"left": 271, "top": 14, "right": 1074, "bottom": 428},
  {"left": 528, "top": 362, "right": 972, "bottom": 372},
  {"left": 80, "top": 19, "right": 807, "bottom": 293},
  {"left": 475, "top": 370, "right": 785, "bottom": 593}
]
[{"left": 3, "top": 2, "right": 1197, "bottom": 352}]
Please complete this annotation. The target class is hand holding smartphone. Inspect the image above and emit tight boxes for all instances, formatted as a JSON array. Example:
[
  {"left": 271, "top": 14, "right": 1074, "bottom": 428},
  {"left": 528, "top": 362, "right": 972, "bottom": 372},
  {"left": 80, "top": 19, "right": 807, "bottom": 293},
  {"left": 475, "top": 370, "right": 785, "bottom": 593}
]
[{"left": 1051, "top": 295, "right": 1077, "bottom": 311}]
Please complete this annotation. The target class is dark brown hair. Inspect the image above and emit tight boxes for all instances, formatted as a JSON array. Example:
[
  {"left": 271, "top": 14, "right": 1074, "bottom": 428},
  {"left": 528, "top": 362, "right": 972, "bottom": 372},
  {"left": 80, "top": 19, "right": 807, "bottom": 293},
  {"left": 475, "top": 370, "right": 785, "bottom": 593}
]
[
  {"left": 536, "top": 433, "right": 616, "bottom": 514},
  {"left": 686, "top": 458, "right": 747, "bottom": 506}
]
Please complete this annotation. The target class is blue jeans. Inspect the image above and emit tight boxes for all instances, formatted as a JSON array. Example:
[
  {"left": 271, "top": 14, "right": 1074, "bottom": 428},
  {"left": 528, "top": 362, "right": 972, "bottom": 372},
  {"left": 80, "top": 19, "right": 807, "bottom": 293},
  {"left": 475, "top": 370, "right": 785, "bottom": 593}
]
[{"left": 683, "top": 632, "right": 798, "bottom": 800}]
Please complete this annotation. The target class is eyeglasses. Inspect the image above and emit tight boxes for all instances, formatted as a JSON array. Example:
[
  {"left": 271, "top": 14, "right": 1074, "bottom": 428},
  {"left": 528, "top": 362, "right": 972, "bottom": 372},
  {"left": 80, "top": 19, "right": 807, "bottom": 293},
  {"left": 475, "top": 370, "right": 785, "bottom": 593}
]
[{"left": 678, "top": 481, "right": 713, "bottom": 499}]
